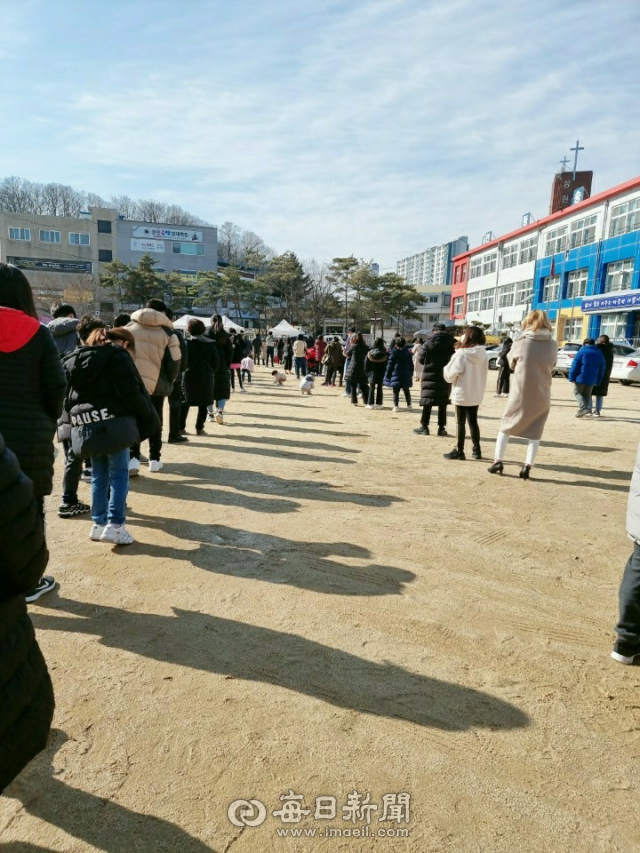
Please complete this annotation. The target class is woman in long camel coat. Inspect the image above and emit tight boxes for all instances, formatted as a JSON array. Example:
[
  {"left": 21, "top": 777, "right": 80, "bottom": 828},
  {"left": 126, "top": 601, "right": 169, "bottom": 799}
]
[{"left": 488, "top": 310, "right": 557, "bottom": 480}]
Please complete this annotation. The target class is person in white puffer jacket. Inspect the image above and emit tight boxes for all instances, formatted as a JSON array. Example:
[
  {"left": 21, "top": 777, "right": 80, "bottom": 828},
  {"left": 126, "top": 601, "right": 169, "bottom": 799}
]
[
  {"left": 612, "top": 443, "right": 640, "bottom": 664},
  {"left": 442, "top": 326, "right": 488, "bottom": 461}
]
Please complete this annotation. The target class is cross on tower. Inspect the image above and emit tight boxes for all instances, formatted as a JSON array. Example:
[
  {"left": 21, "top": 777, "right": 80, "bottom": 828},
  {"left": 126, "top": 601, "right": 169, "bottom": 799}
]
[
  {"left": 570, "top": 139, "right": 584, "bottom": 180},
  {"left": 559, "top": 156, "right": 570, "bottom": 173}
]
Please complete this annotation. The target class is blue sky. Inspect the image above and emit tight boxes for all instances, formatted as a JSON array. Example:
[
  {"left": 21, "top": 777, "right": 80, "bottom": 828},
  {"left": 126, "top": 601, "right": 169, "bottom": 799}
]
[{"left": 2, "top": 0, "right": 639, "bottom": 269}]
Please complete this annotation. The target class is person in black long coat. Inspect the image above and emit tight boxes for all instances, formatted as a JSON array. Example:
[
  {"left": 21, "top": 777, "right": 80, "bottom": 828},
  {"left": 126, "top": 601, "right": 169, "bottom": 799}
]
[
  {"left": 589, "top": 334, "right": 615, "bottom": 417},
  {"left": 0, "top": 264, "right": 66, "bottom": 601},
  {"left": 365, "top": 337, "right": 388, "bottom": 407},
  {"left": 205, "top": 315, "right": 232, "bottom": 424},
  {"left": 181, "top": 319, "right": 219, "bottom": 435},
  {"left": 0, "top": 431, "right": 55, "bottom": 793},
  {"left": 414, "top": 324, "right": 455, "bottom": 435},
  {"left": 346, "top": 333, "right": 370, "bottom": 406},
  {"left": 495, "top": 337, "right": 513, "bottom": 397}
]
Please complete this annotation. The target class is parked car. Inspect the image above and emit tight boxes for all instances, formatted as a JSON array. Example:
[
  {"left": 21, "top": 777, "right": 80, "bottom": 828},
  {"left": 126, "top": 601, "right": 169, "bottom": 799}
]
[
  {"left": 611, "top": 349, "right": 640, "bottom": 385},
  {"left": 485, "top": 344, "right": 502, "bottom": 370},
  {"left": 553, "top": 343, "right": 581, "bottom": 376}
]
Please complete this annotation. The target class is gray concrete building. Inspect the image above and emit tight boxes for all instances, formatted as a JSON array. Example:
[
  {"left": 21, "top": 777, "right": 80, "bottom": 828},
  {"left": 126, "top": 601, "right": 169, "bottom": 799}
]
[{"left": 0, "top": 206, "right": 217, "bottom": 317}]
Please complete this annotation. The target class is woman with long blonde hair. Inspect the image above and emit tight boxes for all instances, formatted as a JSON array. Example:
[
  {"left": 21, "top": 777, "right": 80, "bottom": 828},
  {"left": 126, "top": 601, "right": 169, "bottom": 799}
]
[{"left": 488, "top": 310, "right": 558, "bottom": 480}]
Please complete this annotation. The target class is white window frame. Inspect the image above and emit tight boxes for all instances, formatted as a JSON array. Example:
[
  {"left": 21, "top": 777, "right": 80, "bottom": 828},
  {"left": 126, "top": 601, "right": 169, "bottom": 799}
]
[
  {"left": 469, "top": 257, "right": 482, "bottom": 279},
  {"left": 8, "top": 227, "right": 31, "bottom": 241},
  {"left": 544, "top": 226, "right": 568, "bottom": 257},
  {"left": 69, "top": 232, "right": 90, "bottom": 246},
  {"left": 519, "top": 236, "right": 538, "bottom": 264},
  {"left": 515, "top": 279, "right": 534, "bottom": 304},
  {"left": 566, "top": 268, "right": 588, "bottom": 299},
  {"left": 482, "top": 253, "right": 497, "bottom": 276},
  {"left": 172, "top": 241, "right": 205, "bottom": 256},
  {"left": 467, "top": 292, "right": 481, "bottom": 312},
  {"left": 542, "top": 275, "right": 561, "bottom": 302},
  {"left": 609, "top": 198, "right": 640, "bottom": 238},
  {"left": 570, "top": 215, "right": 597, "bottom": 249},
  {"left": 480, "top": 289, "right": 494, "bottom": 311},
  {"left": 497, "top": 283, "right": 515, "bottom": 308},
  {"left": 501, "top": 244, "right": 518, "bottom": 269},
  {"left": 562, "top": 317, "right": 583, "bottom": 342},
  {"left": 453, "top": 296, "right": 464, "bottom": 314},
  {"left": 604, "top": 259, "right": 634, "bottom": 293},
  {"left": 39, "top": 229, "right": 61, "bottom": 244},
  {"left": 600, "top": 312, "right": 629, "bottom": 340}
]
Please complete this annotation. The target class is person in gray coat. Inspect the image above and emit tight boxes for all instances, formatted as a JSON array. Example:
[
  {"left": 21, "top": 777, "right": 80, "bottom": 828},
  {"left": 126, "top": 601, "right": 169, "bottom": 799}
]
[
  {"left": 47, "top": 303, "right": 79, "bottom": 357},
  {"left": 488, "top": 310, "right": 557, "bottom": 480},
  {"left": 612, "top": 442, "right": 640, "bottom": 664}
]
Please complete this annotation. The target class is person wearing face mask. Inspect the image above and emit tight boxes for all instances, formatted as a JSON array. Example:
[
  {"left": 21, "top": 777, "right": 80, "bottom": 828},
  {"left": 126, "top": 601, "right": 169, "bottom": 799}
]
[{"left": 62, "top": 323, "right": 159, "bottom": 546}]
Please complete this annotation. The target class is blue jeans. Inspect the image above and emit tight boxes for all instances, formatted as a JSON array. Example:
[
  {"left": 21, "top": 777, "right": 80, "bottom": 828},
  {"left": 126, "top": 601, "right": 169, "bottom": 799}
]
[
  {"left": 587, "top": 395, "right": 604, "bottom": 413},
  {"left": 344, "top": 357, "right": 352, "bottom": 394},
  {"left": 91, "top": 447, "right": 130, "bottom": 526},
  {"left": 295, "top": 357, "right": 307, "bottom": 378}
]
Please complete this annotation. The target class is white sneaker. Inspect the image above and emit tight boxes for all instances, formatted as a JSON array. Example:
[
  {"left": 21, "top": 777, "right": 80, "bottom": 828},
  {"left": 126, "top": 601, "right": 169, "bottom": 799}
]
[
  {"left": 215, "top": 412, "right": 224, "bottom": 424},
  {"left": 392, "top": 405, "right": 399, "bottom": 413},
  {"left": 365, "top": 404, "right": 374, "bottom": 409},
  {"left": 100, "top": 523, "right": 134, "bottom": 545},
  {"left": 90, "top": 523, "right": 105, "bottom": 541},
  {"left": 128, "top": 458, "right": 140, "bottom": 476},
  {"left": 207, "top": 413, "right": 216, "bottom": 422},
  {"left": 240, "top": 388, "right": 247, "bottom": 393},
  {"left": 493, "top": 393, "right": 502, "bottom": 398},
  {"left": 149, "top": 460, "right": 163, "bottom": 473},
  {"left": 407, "top": 404, "right": 412, "bottom": 409},
  {"left": 341, "top": 392, "right": 349, "bottom": 398}
]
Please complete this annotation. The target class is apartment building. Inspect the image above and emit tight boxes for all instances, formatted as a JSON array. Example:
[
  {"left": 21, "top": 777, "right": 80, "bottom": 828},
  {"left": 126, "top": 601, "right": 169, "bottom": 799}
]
[
  {"left": 397, "top": 236, "right": 469, "bottom": 289},
  {"left": 450, "top": 175, "right": 640, "bottom": 345}
]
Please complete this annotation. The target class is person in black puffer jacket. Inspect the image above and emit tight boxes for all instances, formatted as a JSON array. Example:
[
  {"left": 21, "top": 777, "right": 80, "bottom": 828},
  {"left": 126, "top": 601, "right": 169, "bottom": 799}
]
[
  {"left": 63, "top": 323, "right": 159, "bottom": 546},
  {"left": 589, "top": 334, "right": 615, "bottom": 417},
  {"left": 180, "top": 318, "right": 220, "bottom": 435},
  {"left": 0, "top": 264, "right": 66, "bottom": 601},
  {"left": 365, "top": 338, "right": 388, "bottom": 408},
  {"left": 495, "top": 337, "right": 513, "bottom": 397},
  {"left": 346, "top": 333, "right": 370, "bottom": 406},
  {"left": 384, "top": 337, "right": 413, "bottom": 411},
  {"left": 0, "top": 432, "right": 55, "bottom": 793},
  {"left": 0, "top": 264, "right": 67, "bottom": 502},
  {"left": 205, "top": 315, "right": 232, "bottom": 424},
  {"left": 414, "top": 324, "right": 455, "bottom": 436}
]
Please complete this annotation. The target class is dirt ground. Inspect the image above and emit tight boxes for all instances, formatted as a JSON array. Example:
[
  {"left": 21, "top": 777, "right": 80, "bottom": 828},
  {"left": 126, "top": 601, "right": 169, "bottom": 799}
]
[{"left": 1, "top": 368, "right": 640, "bottom": 853}]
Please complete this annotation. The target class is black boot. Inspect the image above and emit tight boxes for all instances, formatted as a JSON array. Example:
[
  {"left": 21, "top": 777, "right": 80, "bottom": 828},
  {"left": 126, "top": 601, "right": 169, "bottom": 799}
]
[
  {"left": 519, "top": 464, "right": 531, "bottom": 480},
  {"left": 472, "top": 445, "right": 482, "bottom": 460},
  {"left": 413, "top": 426, "right": 429, "bottom": 435},
  {"left": 437, "top": 427, "right": 448, "bottom": 437},
  {"left": 488, "top": 460, "right": 504, "bottom": 475}
]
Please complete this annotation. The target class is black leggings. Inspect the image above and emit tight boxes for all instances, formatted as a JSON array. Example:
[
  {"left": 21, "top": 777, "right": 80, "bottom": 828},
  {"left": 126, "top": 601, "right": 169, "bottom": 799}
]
[
  {"left": 351, "top": 380, "right": 369, "bottom": 404},
  {"left": 368, "top": 382, "right": 383, "bottom": 406},
  {"left": 421, "top": 403, "right": 447, "bottom": 428},
  {"left": 497, "top": 367, "right": 511, "bottom": 395},
  {"left": 455, "top": 405, "right": 480, "bottom": 451},
  {"left": 230, "top": 368, "right": 243, "bottom": 390},
  {"left": 393, "top": 388, "right": 411, "bottom": 407}
]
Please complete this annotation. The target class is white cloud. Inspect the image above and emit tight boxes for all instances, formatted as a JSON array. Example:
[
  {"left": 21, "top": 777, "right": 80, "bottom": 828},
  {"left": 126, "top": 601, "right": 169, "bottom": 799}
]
[{"left": 2, "top": 0, "right": 639, "bottom": 263}]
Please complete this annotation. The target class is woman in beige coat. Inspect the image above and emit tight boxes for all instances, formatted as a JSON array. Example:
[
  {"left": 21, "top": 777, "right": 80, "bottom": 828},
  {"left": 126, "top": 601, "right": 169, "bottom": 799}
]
[{"left": 488, "top": 310, "right": 557, "bottom": 480}]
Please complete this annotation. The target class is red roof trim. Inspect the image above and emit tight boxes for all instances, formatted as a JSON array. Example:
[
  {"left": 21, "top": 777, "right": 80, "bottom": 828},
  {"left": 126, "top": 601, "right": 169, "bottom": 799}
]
[{"left": 452, "top": 174, "right": 640, "bottom": 263}]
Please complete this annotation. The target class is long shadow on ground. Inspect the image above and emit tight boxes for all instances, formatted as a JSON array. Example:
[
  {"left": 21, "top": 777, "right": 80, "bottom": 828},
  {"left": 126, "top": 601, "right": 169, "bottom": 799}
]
[
  {"left": 4, "top": 732, "right": 216, "bottom": 852},
  {"left": 125, "top": 514, "right": 414, "bottom": 596},
  {"left": 32, "top": 601, "right": 530, "bottom": 732},
  {"left": 153, "top": 465, "right": 404, "bottom": 508},
  {"left": 178, "top": 441, "right": 356, "bottom": 466}
]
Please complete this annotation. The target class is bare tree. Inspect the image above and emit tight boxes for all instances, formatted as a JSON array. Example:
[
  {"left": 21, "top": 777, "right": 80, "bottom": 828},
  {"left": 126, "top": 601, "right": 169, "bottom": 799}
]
[
  {"left": 302, "top": 259, "right": 340, "bottom": 333},
  {"left": 136, "top": 199, "right": 168, "bottom": 223},
  {"left": 217, "top": 221, "right": 242, "bottom": 264},
  {"left": 110, "top": 195, "right": 140, "bottom": 219},
  {"left": 87, "top": 192, "right": 109, "bottom": 208}
]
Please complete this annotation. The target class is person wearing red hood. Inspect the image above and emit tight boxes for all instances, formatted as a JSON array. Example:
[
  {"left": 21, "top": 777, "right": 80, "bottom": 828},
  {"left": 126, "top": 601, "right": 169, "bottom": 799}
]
[{"left": 0, "top": 263, "right": 67, "bottom": 601}]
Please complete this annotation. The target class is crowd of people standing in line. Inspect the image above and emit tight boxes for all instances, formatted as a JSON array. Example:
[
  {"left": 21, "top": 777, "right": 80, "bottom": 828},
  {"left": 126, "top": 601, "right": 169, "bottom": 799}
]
[{"left": 0, "top": 256, "right": 639, "bottom": 796}]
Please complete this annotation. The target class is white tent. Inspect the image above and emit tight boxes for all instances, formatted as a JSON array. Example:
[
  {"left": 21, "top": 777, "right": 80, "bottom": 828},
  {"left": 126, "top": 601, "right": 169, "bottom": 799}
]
[
  {"left": 221, "top": 315, "right": 245, "bottom": 333},
  {"left": 173, "top": 314, "right": 211, "bottom": 330},
  {"left": 269, "top": 320, "right": 300, "bottom": 337}
]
